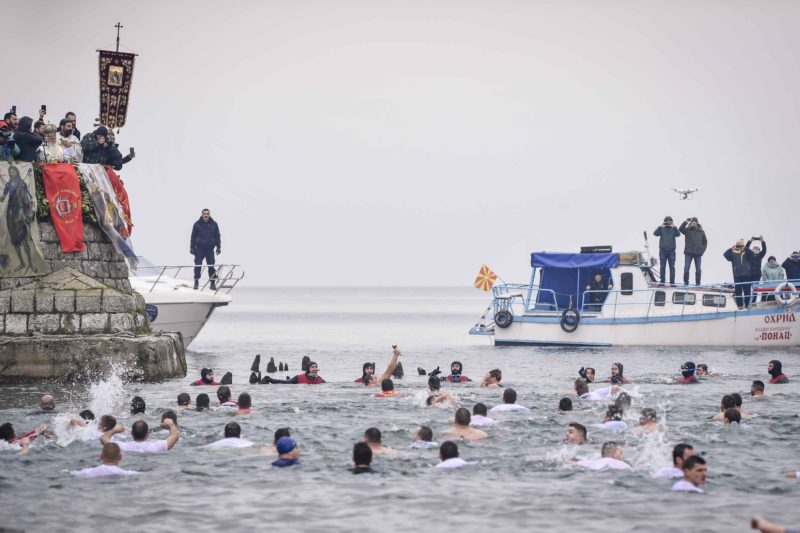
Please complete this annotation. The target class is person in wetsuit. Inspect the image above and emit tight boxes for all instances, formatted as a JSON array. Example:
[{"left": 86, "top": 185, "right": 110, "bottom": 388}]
[
  {"left": 768, "top": 360, "right": 789, "bottom": 384},
  {"left": 260, "top": 361, "right": 326, "bottom": 384},
  {"left": 355, "top": 347, "right": 401, "bottom": 386},
  {"left": 444, "top": 361, "right": 472, "bottom": 383},
  {"left": 676, "top": 361, "right": 699, "bottom": 384},
  {"left": 609, "top": 362, "right": 628, "bottom": 384},
  {"left": 191, "top": 368, "right": 220, "bottom": 386}
]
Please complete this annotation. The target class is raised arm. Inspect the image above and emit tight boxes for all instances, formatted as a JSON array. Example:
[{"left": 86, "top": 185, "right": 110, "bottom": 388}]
[
  {"left": 378, "top": 347, "right": 401, "bottom": 383},
  {"left": 100, "top": 424, "right": 125, "bottom": 445},
  {"left": 162, "top": 418, "right": 180, "bottom": 450}
]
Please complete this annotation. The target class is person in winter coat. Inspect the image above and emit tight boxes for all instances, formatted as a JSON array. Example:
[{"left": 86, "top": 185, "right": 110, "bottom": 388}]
[
  {"left": 782, "top": 252, "right": 800, "bottom": 281},
  {"left": 745, "top": 237, "right": 767, "bottom": 306},
  {"left": 190, "top": 208, "right": 222, "bottom": 290},
  {"left": 723, "top": 239, "right": 756, "bottom": 309},
  {"left": 12, "top": 117, "right": 43, "bottom": 163},
  {"left": 654, "top": 216, "right": 681, "bottom": 285},
  {"left": 679, "top": 217, "right": 707, "bottom": 286},
  {"left": 81, "top": 126, "right": 112, "bottom": 164},
  {"left": 760, "top": 256, "right": 785, "bottom": 302}
]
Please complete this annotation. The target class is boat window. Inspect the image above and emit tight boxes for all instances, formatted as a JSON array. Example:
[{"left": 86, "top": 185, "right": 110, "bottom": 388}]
[
  {"left": 702, "top": 294, "right": 726, "bottom": 307},
  {"left": 672, "top": 292, "right": 696, "bottom": 305},
  {"left": 620, "top": 273, "right": 633, "bottom": 295},
  {"left": 654, "top": 291, "right": 666, "bottom": 306}
]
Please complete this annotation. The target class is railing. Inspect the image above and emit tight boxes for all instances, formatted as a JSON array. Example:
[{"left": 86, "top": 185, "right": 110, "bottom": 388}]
[{"left": 131, "top": 263, "right": 245, "bottom": 295}]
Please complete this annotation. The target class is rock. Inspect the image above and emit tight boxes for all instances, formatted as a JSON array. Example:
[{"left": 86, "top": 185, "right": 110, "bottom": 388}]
[
  {"left": 80, "top": 313, "right": 109, "bottom": 333},
  {"left": 417, "top": 367, "right": 427, "bottom": 375},
  {"left": 278, "top": 362, "right": 284, "bottom": 372},
  {"left": 267, "top": 357, "right": 277, "bottom": 373},
  {"left": 4, "top": 314, "right": 28, "bottom": 335},
  {"left": 11, "top": 291, "right": 34, "bottom": 313},
  {"left": 392, "top": 361, "right": 404, "bottom": 379},
  {"left": 75, "top": 289, "right": 103, "bottom": 313},
  {"left": 31, "top": 314, "right": 60, "bottom": 334}
]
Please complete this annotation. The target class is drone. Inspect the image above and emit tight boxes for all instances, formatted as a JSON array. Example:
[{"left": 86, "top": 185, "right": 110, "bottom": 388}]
[{"left": 673, "top": 187, "right": 699, "bottom": 200}]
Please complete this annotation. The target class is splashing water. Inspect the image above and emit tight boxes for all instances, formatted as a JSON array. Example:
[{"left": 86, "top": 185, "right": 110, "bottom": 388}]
[{"left": 88, "top": 367, "right": 127, "bottom": 418}]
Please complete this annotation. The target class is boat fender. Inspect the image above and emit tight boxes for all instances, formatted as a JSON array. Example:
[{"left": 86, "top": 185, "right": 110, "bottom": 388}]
[
  {"left": 560, "top": 309, "right": 580, "bottom": 333},
  {"left": 495, "top": 310, "right": 513, "bottom": 328},
  {"left": 774, "top": 282, "right": 799, "bottom": 307}
]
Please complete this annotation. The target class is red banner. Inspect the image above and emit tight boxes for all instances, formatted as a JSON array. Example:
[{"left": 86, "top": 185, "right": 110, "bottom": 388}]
[
  {"left": 41, "top": 163, "right": 85, "bottom": 252},
  {"left": 104, "top": 166, "right": 133, "bottom": 237}
]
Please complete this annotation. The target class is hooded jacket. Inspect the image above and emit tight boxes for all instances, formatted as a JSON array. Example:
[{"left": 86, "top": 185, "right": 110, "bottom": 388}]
[
  {"left": 679, "top": 221, "right": 707, "bottom": 256},
  {"left": 13, "top": 117, "right": 43, "bottom": 163},
  {"left": 190, "top": 217, "right": 221, "bottom": 251},
  {"left": 768, "top": 360, "right": 789, "bottom": 384},
  {"left": 724, "top": 246, "right": 755, "bottom": 277},
  {"left": 761, "top": 262, "right": 785, "bottom": 282},
  {"left": 81, "top": 128, "right": 111, "bottom": 164}
]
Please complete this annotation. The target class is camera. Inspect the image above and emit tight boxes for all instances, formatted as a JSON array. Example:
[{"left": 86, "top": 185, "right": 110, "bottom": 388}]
[{"left": 0, "top": 129, "right": 13, "bottom": 145}]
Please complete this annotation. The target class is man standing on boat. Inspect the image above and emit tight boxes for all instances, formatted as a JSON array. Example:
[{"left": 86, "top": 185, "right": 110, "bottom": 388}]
[
  {"left": 679, "top": 217, "right": 707, "bottom": 286},
  {"left": 654, "top": 216, "right": 681, "bottom": 286},
  {"left": 190, "top": 208, "right": 221, "bottom": 290}
]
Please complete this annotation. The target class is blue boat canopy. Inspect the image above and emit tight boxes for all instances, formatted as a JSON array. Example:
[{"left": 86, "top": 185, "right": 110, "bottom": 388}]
[{"left": 531, "top": 252, "right": 619, "bottom": 269}]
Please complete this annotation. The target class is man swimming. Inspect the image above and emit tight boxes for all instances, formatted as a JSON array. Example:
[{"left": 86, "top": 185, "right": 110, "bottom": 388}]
[
  {"left": 731, "top": 393, "right": 751, "bottom": 420},
  {"left": 559, "top": 397, "right": 574, "bottom": 411},
  {"left": 71, "top": 443, "right": 138, "bottom": 478},
  {"left": 768, "top": 360, "right": 789, "bottom": 384},
  {"left": 751, "top": 380, "right": 766, "bottom": 398},
  {"left": 724, "top": 408, "right": 741, "bottom": 424},
  {"left": 443, "top": 408, "right": 488, "bottom": 441},
  {"left": 196, "top": 394, "right": 211, "bottom": 411},
  {"left": 565, "top": 422, "right": 587, "bottom": 445},
  {"left": 236, "top": 393, "right": 253, "bottom": 415},
  {"left": 0, "top": 422, "right": 48, "bottom": 455},
  {"left": 177, "top": 393, "right": 191, "bottom": 410},
  {"left": 272, "top": 437, "right": 300, "bottom": 467},
  {"left": 435, "top": 441, "right": 469, "bottom": 469},
  {"left": 576, "top": 441, "right": 632, "bottom": 470},
  {"left": 206, "top": 422, "right": 255, "bottom": 448},
  {"left": 217, "top": 386, "right": 238, "bottom": 407},
  {"left": 351, "top": 442, "right": 374, "bottom": 474},
  {"left": 374, "top": 378, "right": 401, "bottom": 398},
  {"left": 676, "top": 362, "right": 699, "bottom": 384},
  {"left": 671, "top": 455, "right": 707, "bottom": 493},
  {"left": 409, "top": 426, "right": 438, "bottom": 449},
  {"left": 713, "top": 395, "right": 736, "bottom": 421},
  {"left": 101, "top": 418, "right": 179, "bottom": 454},
  {"left": 39, "top": 394, "right": 56, "bottom": 412},
  {"left": 593, "top": 406, "right": 627, "bottom": 432},
  {"left": 130, "top": 396, "right": 146, "bottom": 415},
  {"left": 478, "top": 369, "right": 502, "bottom": 388},
  {"left": 191, "top": 368, "right": 220, "bottom": 386},
  {"left": 608, "top": 362, "right": 628, "bottom": 384},
  {"left": 355, "top": 346, "right": 401, "bottom": 386},
  {"left": 696, "top": 363, "right": 719, "bottom": 377},
  {"left": 631, "top": 408, "right": 659, "bottom": 434},
  {"left": 574, "top": 379, "right": 620, "bottom": 401},
  {"left": 364, "top": 427, "right": 393, "bottom": 454},
  {"left": 579, "top": 367, "right": 596, "bottom": 383},
  {"left": 653, "top": 443, "right": 696, "bottom": 479},
  {"left": 426, "top": 375, "right": 457, "bottom": 407},
  {"left": 470, "top": 403, "right": 496, "bottom": 427},
  {"left": 488, "top": 389, "right": 530, "bottom": 413},
  {"left": 260, "top": 361, "right": 326, "bottom": 384},
  {"left": 444, "top": 361, "right": 472, "bottom": 383}
]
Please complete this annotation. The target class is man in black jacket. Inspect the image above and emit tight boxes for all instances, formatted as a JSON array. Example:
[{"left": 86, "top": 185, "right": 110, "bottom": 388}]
[
  {"left": 190, "top": 209, "right": 221, "bottom": 290},
  {"left": 746, "top": 237, "right": 766, "bottom": 306},
  {"left": 679, "top": 217, "right": 708, "bottom": 286},
  {"left": 13, "top": 117, "right": 43, "bottom": 163},
  {"left": 654, "top": 216, "right": 681, "bottom": 285},
  {"left": 724, "top": 240, "right": 755, "bottom": 309},
  {"left": 81, "top": 126, "right": 111, "bottom": 164}
]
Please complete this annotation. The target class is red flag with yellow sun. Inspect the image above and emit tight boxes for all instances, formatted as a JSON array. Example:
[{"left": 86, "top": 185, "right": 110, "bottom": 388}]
[{"left": 474, "top": 264, "right": 498, "bottom": 292}]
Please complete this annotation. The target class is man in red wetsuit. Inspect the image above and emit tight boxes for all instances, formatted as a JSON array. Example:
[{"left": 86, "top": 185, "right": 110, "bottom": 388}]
[
  {"left": 676, "top": 362, "right": 699, "bottom": 384},
  {"left": 768, "top": 360, "right": 789, "bottom": 384},
  {"left": 261, "top": 361, "right": 326, "bottom": 384},
  {"left": 444, "top": 361, "right": 472, "bottom": 383},
  {"left": 191, "top": 368, "right": 221, "bottom": 386}
]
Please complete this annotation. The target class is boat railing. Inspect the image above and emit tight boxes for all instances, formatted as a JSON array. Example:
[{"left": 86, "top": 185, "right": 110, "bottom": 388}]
[{"left": 132, "top": 263, "right": 246, "bottom": 295}]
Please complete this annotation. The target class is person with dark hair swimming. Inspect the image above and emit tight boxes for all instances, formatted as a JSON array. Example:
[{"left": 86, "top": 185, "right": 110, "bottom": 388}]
[
  {"left": 578, "top": 367, "right": 596, "bottom": 383},
  {"left": 444, "top": 361, "right": 472, "bottom": 383},
  {"left": 409, "top": 426, "right": 438, "bottom": 449},
  {"left": 130, "top": 396, "right": 146, "bottom": 415},
  {"left": 443, "top": 408, "right": 488, "bottom": 441},
  {"left": 196, "top": 394, "right": 211, "bottom": 411},
  {"left": 435, "top": 441, "right": 471, "bottom": 469},
  {"left": 768, "top": 360, "right": 789, "bottom": 384},
  {"left": 559, "top": 397, "right": 574, "bottom": 411},
  {"left": 71, "top": 443, "right": 138, "bottom": 478},
  {"left": 205, "top": 422, "right": 254, "bottom": 448},
  {"left": 713, "top": 395, "right": 736, "bottom": 421},
  {"left": 375, "top": 378, "right": 401, "bottom": 398},
  {"left": 426, "top": 374, "right": 458, "bottom": 407},
  {"left": 217, "top": 386, "right": 238, "bottom": 407},
  {"left": 352, "top": 442, "right": 374, "bottom": 473},
  {"left": 489, "top": 388, "right": 530, "bottom": 413},
  {"left": 364, "top": 427, "right": 393, "bottom": 454},
  {"left": 191, "top": 368, "right": 220, "bottom": 386},
  {"left": 177, "top": 393, "right": 191, "bottom": 410},
  {"left": 724, "top": 408, "right": 741, "bottom": 424},
  {"left": 576, "top": 442, "right": 631, "bottom": 470},
  {"left": 751, "top": 380, "right": 766, "bottom": 398},
  {"left": 479, "top": 368, "right": 502, "bottom": 388},
  {"left": 676, "top": 362, "right": 699, "bottom": 384},
  {"left": 609, "top": 362, "right": 628, "bottom": 384},
  {"left": 0, "top": 422, "right": 47, "bottom": 454},
  {"left": 593, "top": 406, "right": 627, "bottom": 432},
  {"left": 671, "top": 455, "right": 707, "bottom": 493},
  {"left": 574, "top": 379, "right": 620, "bottom": 401},
  {"left": 102, "top": 418, "right": 179, "bottom": 454},
  {"left": 260, "top": 360, "right": 326, "bottom": 384},
  {"left": 355, "top": 346, "right": 401, "bottom": 386},
  {"left": 653, "top": 443, "right": 696, "bottom": 479},
  {"left": 565, "top": 423, "right": 587, "bottom": 445},
  {"left": 470, "top": 403, "right": 496, "bottom": 427}
]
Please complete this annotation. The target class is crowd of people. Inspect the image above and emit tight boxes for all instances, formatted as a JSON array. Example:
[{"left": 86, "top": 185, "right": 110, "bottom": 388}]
[{"left": 1, "top": 106, "right": 135, "bottom": 170}]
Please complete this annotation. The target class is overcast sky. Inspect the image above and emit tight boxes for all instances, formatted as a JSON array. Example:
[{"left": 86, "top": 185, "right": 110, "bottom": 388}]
[{"left": 4, "top": 0, "right": 799, "bottom": 286}]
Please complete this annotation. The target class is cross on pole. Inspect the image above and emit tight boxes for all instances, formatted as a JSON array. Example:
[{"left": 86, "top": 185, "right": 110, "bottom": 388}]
[{"left": 115, "top": 22, "right": 123, "bottom": 52}]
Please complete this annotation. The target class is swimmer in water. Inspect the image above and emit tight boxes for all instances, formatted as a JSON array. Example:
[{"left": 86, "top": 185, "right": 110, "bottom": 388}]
[
  {"left": 102, "top": 418, "right": 179, "bottom": 454},
  {"left": 470, "top": 403, "right": 496, "bottom": 427},
  {"left": 272, "top": 437, "right": 300, "bottom": 467},
  {"left": 768, "top": 360, "right": 789, "bottom": 384},
  {"left": 265, "top": 428, "right": 291, "bottom": 455},
  {"left": 631, "top": 407, "right": 659, "bottom": 434},
  {"left": 426, "top": 375, "right": 458, "bottom": 407},
  {"left": 352, "top": 442, "right": 374, "bottom": 474},
  {"left": 676, "top": 361, "right": 699, "bottom": 384},
  {"left": 614, "top": 392, "right": 632, "bottom": 413},
  {"left": 578, "top": 367, "right": 596, "bottom": 383},
  {"left": 435, "top": 441, "right": 469, "bottom": 469},
  {"left": 191, "top": 367, "right": 220, "bottom": 386},
  {"left": 71, "top": 443, "right": 138, "bottom": 478},
  {"left": 559, "top": 397, "right": 573, "bottom": 411},
  {"left": 70, "top": 414, "right": 117, "bottom": 441},
  {"left": 695, "top": 363, "right": 719, "bottom": 377},
  {"left": 374, "top": 378, "right": 401, "bottom": 398},
  {"left": 653, "top": 443, "right": 696, "bottom": 479},
  {"left": 713, "top": 395, "right": 736, "bottom": 421},
  {"left": 205, "top": 422, "right": 255, "bottom": 448},
  {"left": 608, "top": 362, "right": 627, "bottom": 384},
  {"left": 409, "top": 426, "right": 438, "bottom": 449},
  {"left": 355, "top": 346, "right": 401, "bottom": 386},
  {"left": 217, "top": 386, "right": 238, "bottom": 407},
  {"left": 196, "top": 393, "right": 211, "bottom": 411},
  {"left": 479, "top": 368, "right": 503, "bottom": 388},
  {"left": 444, "top": 360, "right": 472, "bottom": 383},
  {"left": 488, "top": 388, "right": 531, "bottom": 413},
  {"left": 0, "top": 422, "right": 48, "bottom": 455},
  {"left": 236, "top": 393, "right": 253, "bottom": 415},
  {"left": 260, "top": 360, "right": 325, "bottom": 384},
  {"left": 364, "top": 427, "right": 393, "bottom": 454},
  {"left": 671, "top": 455, "right": 707, "bottom": 493},
  {"left": 576, "top": 441, "right": 631, "bottom": 470},
  {"left": 177, "top": 393, "right": 191, "bottom": 410},
  {"left": 39, "top": 394, "right": 56, "bottom": 412},
  {"left": 731, "top": 393, "right": 751, "bottom": 420},
  {"left": 443, "top": 408, "right": 488, "bottom": 441},
  {"left": 565, "top": 422, "right": 587, "bottom": 445},
  {"left": 751, "top": 380, "right": 766, "bottom": 398},
  {"left": 574, "top": 379, "right": 620, "bottom": 401},
  {"left": 593, "top": 406, "right": 627, "bottom": 432},
  {"left": 724, "top": 408, "right": 741, "bottom": 424}
]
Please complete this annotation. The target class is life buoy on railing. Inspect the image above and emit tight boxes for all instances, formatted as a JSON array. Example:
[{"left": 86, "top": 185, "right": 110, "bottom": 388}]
[
  {"left": 774, "top": 282, "right": 799, "bottom": 307},
  {"left": 495, "top": 310, "right": 513, "bottom": 329},
  {"left": 560, "top": 309, "right": 580, "bottom": 333}
]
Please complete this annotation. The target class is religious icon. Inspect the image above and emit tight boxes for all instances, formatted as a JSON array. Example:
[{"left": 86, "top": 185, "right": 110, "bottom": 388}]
[
  {"left": 0, "top": 165, "right": 38, "bottom": 273},
  {"left": 108, "top": 66, "right": 124, "bottom": 87}
]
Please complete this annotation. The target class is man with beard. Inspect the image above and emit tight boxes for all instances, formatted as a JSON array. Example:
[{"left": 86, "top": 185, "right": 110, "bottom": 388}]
[
  {"left": 444, "top": 360, "right": 472, "bottom": 383},
  {"left": 46, "top": 118, "right": 82, "bottom": 162},
  {"left": 190, "top": 208, "right": 222, "bottom": 290}
]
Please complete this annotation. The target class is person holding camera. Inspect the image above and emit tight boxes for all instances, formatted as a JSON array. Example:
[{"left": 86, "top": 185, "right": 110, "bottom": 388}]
[
  {"left": 654, "top": 216, "right": 681, "bottom": 285},
  {"left": 81, "top": 126, "right": 112, "bottom": 164},
  {"left": 679, "top": 217, "right": 707, "bottom": 285},
  {"left": 724, "top": 239, "right": 756, "bottom": 309},
  {"left": 746, "top": 237, "right": 767, "bottom": 306}
]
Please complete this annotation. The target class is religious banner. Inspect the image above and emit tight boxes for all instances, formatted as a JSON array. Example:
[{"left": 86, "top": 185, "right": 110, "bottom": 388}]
[
  {"left": 0, "top": 162, "right": 47, "bottom": 277},
  {"left": 41, "top": 163, "right": 85, "bottom": 253},
  {"left": 104, "top": 166, "right": 133, "bottom": 237},
  {"left": 78, "top": 164, "right": 138, "bottom": 269},
  {"left": 98, "top": 50, "right": 136, "bottom": 129}
]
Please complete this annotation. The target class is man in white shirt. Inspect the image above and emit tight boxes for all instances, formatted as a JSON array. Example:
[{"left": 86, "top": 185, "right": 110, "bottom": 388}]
[
  {"left": 574, "top": 379, "right": 620, "bottom": 401},
  {"left": 593, "top": 406, "right": 628, "bottom": 432},
  {"left": 71, "top": 442, "right": 138, "bottom": 478},
  {"left": 671, "top": 455, "right": 707, "bottom": 493},
  {"left": 576, "top": 441, "right": 632, "bottom": 470},
  {"left": 565, "top": 423, "right": 587, "bottom": 445},
  {"left": 101, "top": 418, "right": 179, "bottom": 454},
  {"left": 470, "top": 403, "right": 496, "bottom": 427},
  {"left": 409, "top": 426, "right": 438, "bottom": 449},
  {"left": 488, "top": 389, "right": 531, "bottom": 413},
  {"left": 206, "top": 421, "right": 255, "bottom": 448},
  {"left": 435, "top": 441, "right": 470, "bottom": 469},
  {"left": 653, "top": 443, "right": 695, "bottom": 479}
]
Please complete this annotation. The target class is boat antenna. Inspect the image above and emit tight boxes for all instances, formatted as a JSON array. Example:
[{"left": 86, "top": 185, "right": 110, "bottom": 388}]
[{"left": 115, "top": 21, "right": 123, "bottom": 52}]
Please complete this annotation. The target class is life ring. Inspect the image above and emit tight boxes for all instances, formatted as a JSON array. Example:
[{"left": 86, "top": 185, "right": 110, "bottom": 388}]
[
  {"left": 495, "top": 310, "right": 513, "bottom": 329},
  {"left": 774, "top": 282, "right": 799, "bottom": 306},
  {"left": 560, "top": 309, "right": 580, "bottom": 333}
]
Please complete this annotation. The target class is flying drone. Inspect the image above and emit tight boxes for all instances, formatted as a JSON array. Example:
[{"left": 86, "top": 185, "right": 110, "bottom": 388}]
[{"left": 673, "top": 187, "right": 699, "bottom": 200}]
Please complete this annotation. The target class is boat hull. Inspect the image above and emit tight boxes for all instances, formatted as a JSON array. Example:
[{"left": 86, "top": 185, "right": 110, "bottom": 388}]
[{"left": 142, "top": 298, "right": 228, "bottom": 347}]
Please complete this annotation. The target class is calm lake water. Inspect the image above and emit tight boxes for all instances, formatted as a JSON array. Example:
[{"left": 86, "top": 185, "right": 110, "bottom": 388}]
[{"left": 1, "top": 287, "right": 799, "bottom": 532}]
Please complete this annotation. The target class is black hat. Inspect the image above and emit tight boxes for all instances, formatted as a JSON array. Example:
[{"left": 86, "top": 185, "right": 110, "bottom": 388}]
[
  {"left": 95, "top": 126, "right": 109, "bottom": 137},
  {"left": 664, "top": 216, "right": 673, "bottom": 222}
]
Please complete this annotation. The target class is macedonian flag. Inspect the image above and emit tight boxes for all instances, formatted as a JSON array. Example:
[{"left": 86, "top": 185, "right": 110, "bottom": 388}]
[{"left": 474, "top": 264, "right": 498, "bottom": 292}]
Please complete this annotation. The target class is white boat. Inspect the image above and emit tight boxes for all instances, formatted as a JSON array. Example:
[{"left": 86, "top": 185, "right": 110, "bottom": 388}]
[
  {"left": 470, "top": 249, "right": 800, "bottom": 347},
  {"left": 129, "top": 258, "right": 244, "bottom": 347}
]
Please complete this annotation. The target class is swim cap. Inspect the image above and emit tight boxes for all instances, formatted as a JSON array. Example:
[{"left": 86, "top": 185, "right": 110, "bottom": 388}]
[
  {"left": 769, "top": 360, "right": 783, "bottom": 378},
  {"left": 201, "top": 368, "right": 214, "bottom": 384},
  {"left": 681, "top": 361, "right": 696, "bottom": 379},
  {"left": 276, "top": 436, "right": 297, "bottom": 455},
  {"left": 428, "top": 375, "right": 441, "bottom": 390}
]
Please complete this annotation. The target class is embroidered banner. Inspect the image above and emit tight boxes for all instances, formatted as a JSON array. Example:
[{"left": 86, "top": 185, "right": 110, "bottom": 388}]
[
  {"left": 98, "top": 50, "right": 136, "bottom": 129},
  {"left": 104, "top": 166, "right": 133, "bottom": 237},
  {"left": 0, "top": 162, "right": 47, "bottom": 277},
  {"left": 78, "top": 164, "right": 138, "bottom": 269},
  {"left": 41, "top": 163, "right": 85, "bottom": 253}
]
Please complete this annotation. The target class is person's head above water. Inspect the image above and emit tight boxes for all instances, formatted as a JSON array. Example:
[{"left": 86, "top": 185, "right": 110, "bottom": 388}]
[
  {"left": 682, "top": 455, "right": 707, "bottom": 486},
  {"left": 306, "top": 361, "right": 319, "bottom": 377},
  {"left": 574, "top": 379, "right": 590, "bottom": 397},
  {"left": 566, "top": 422, "right": 587, "bottom": 444},
  {"left": 130, "top": 396, "right": 145, "bottom": 415},
  {"left": 720, "top": 394, "right": 735, "bottom": 411},
  {"left": 161, "top": 410, "right": 178, "bottom": 426},
  {"left": 768, "top": 360, "right": 783, "bottom": 378},
  {"left": 440, "top": 441, "right": 459, "bottom": 461},
  {"left": 381, "top": 379, "right": 394, "bottom": 392},
  {"left": 696, "top": 363, "right": 709, "bottom": 375},
  {"left": 216, "top": 386, "right": 231, "bottom": 403},
  {"left": 200, "top": 368, "right": 215, "bottom": 384},
  {"left": 274, "top": 427, "right": 291, "bottom": 444},
  {"left": 362, "top": 362, "right": 376, "bottom": 377},
  {"left": 639, "top": 408, "right": 657, "bottom": 425},
  {"left": 672, "top": 443, "right": 696, "bottom": 468},
  {"left": 276, "top": 436, "right": 298, "bottom": 457},
  {"left": 364, "top": 427, "right": 382, "bottom": 444},
  {"left": 605, "top": 405, "right": 623, "bottom": 422},
  {"left": 353, "top": 441, "right": 372, "bottom": 467},
  {"left": 224, "top": 421, "right": 241, "bottom": 438},
  {"left": 724, "top": 408, "right": 741, "bottom": 424},
  {"left": 40, "top": 394, "right": 56, "bottom": 411},
  {"left": 559, "top": 397, "right": 573, "bottom": 411},
  {"left": 681, "top": 361, "right": 697, "bottom": 379},
  {"left": 238, "top": 392, "right": 252, "bottom": 409},
  {"left": 414, "top": 426, "right": 434, "bottom": 442},
  {"left": 196, "top": 393, "right": 210, "bottom": 411},
  {"left": 614, "top": 392, "right": 631, "bottom": 412},
  {"left": 731, "top": 393, "right": 743, "bottom": 408},
  {"left": 428, "top": 375, "right": 441, "bottom": 391},
  {"left": 579, "top": 367, "right": 596, "bottom": 382},
  {"left": 177, "top": 392, "right": 191, "bottom": 406},
  {"left": 454, "top": 408, "right": 471, "bottom": 427},
  {"left": 100, "top": 442, "right": 122, "bottom": 465},
  {"left": 131, "top": 420, "right": 149, "bottom": 442},
  {"left": 473, "top": 403, "right": 488, "bottom": 417},
  {"left": 751, "top": 380, "right": 765, "bottom": 396},
  {"left": 601, "top": 441, "right": 624, "bottom": 460},
  {"left": 98, "top": 415, "right": 116, "bottom": 432},
  {"left": 610, "top": 362, "right": 624, "bottom": 383},
  {"left": 450, "top": 361, "right": 463, "bottom": 376},
  {"left": 503, "top": 388, "right": 517, "bottom": 405},
  {"left": 0, "top": 423, "right": 15, "bottom": 442},
  {"left": 79, "top": 409, "right": 95, "bottom": 421}
]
